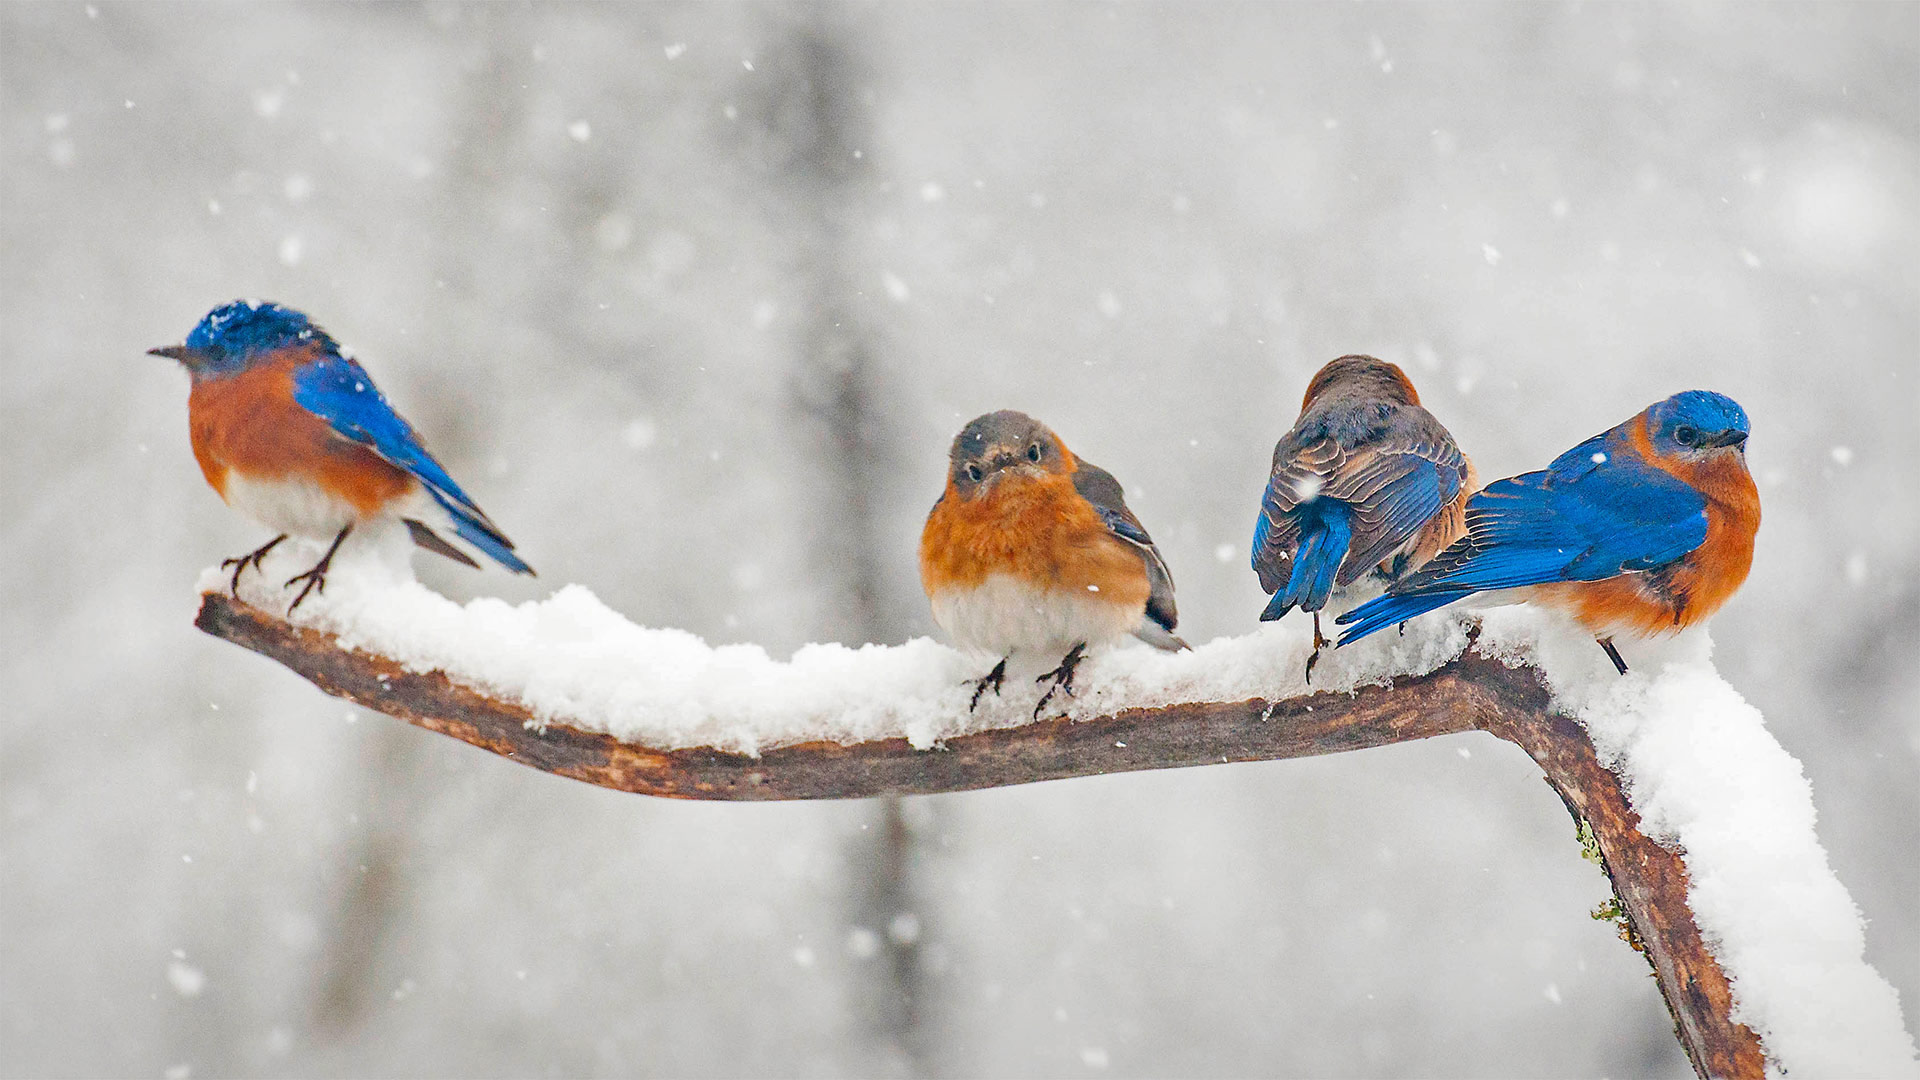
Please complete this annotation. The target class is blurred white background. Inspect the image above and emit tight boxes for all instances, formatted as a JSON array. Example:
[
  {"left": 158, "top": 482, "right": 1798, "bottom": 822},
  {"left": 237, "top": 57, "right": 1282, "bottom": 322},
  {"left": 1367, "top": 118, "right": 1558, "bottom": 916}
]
[{"left": 3, "top": 3, "right": 1915, "bottom": 1076}]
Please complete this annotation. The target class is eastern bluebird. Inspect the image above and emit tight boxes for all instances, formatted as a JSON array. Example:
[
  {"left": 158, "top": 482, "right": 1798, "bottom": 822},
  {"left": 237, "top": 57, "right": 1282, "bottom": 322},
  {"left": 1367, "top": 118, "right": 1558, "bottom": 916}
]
[
  {"left": 1251, "top": 355, "right": 1475, "bottom": 679},
  {"left": 151, "top": 300, "right": 533, "bottom": 611},
  {"left": 920, "top": 410, "right": 1186, "bottom": 716},
  {"left": 1336, "top": 390, "right": 1760, "bottom": 673}
]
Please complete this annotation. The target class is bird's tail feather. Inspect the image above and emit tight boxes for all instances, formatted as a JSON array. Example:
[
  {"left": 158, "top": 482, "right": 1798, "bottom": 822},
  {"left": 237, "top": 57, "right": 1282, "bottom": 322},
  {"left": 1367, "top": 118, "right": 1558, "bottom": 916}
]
[
  {"left": 425, "top": 489, "right": 535, "bottom": 575},
  {"left": 1282, "top": 509, "right": 1351, "bottom": 614},
  {"left": 1334, "top": 589, "right": 1467, "bottom": 646}
]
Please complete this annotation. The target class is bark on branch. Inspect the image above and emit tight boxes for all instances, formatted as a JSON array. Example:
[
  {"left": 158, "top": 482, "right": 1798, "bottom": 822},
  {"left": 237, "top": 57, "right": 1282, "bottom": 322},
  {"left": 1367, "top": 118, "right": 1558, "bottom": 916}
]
[{"left": 193, "top": 590, "right": 1764, "bottom": 1078}]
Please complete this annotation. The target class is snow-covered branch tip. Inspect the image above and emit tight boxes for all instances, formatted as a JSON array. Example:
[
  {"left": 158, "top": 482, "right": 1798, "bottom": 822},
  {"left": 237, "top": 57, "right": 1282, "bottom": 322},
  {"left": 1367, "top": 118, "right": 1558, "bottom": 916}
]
[{"left": 193, "top": 589, "right": 1766, "bottom": 1078}]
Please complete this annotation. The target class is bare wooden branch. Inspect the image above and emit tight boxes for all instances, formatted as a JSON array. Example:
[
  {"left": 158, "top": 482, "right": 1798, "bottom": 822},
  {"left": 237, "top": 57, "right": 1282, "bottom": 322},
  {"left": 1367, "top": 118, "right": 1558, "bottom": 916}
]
[{"left": 193, "top": 590, "right": 1765, "bottom": 1078}]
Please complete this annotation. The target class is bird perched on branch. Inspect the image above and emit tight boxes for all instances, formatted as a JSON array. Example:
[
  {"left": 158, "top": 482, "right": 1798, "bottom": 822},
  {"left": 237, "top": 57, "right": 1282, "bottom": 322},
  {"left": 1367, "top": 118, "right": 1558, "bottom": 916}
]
[
  {"left": 1336, "top": 390, "right": 1759, "bottom": 674},
  {"left": 920, "top": 410, "right": 1186, "bottom": 716},
  {"left": 1251, "top": 355, "right": 1475, "bottom": 679},
  {"left": 152, "top": 300, "right": 533, "bottom": 611}
]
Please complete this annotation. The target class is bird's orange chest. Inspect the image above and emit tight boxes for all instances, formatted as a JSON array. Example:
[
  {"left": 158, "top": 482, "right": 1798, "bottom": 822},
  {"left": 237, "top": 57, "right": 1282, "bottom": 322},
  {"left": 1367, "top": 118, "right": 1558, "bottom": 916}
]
[
  {"left": 1652, "top": 453, "right": 1760, "bottom": 621},
  {"left": 187, "top": 354, "right": 411, "bottom": 514},
  {"left": 920, "top": 471, "right": 1134, "bottom": 595}
]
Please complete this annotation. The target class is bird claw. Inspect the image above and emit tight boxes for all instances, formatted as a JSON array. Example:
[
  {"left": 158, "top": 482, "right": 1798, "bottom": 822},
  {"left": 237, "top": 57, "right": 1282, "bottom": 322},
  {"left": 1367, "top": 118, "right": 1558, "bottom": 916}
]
[
  {"left": 967, "top": 658, "right": 1008, "bottom": 712},
  {"left": 1033, "top": 643, "right": 1088, "bottom": 719},
  {"left": 221, "top": 534, "right": 287, "bottom": 598},
  {"left": 281, "top": 525, "right": 352, "bottom": 615},
  {"left": 283, "top": 568, "right": 327, "bottom": 613},
  {"left": 1304, "top": 612, "right": 1331, "bottom": 684}
]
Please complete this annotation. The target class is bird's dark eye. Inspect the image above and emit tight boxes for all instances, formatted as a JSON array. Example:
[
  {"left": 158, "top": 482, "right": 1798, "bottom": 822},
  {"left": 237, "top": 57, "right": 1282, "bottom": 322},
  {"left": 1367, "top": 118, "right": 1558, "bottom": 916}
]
[
  {"left": 1674, "top": 425, "right": 1700, "bottom": 447},
  {"left": 1027, "top": 443, "right": 1043, "bottom": 463},
  {"left": 965, "top": 463, "right": 983, "bottom": 483}
]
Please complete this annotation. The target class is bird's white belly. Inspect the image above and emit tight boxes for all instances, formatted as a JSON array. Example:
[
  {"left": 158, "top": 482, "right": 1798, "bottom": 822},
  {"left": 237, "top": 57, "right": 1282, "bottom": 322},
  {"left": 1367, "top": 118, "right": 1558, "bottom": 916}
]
[
  {"left": 930, "top": 574, "right": 1141, "bottom": 660},
  {"left": 220, "top": 473, "right": 363, "bottom": 539}
]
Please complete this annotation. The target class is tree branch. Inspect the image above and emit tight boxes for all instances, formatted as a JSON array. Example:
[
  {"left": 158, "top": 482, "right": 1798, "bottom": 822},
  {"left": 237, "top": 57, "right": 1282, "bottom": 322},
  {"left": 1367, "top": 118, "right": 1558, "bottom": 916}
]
[{"left": 193, "top": 590, "right": 1765, "bottom": 1078}]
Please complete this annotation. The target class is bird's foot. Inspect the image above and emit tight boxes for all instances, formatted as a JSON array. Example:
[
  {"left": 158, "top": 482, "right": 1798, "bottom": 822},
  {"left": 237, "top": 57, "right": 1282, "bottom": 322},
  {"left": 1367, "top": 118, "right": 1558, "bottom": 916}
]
[
  {"left": 1033, "top": 643, "right": 1088, "bottom": 719},
  {"left": 967, "top": 658, "right": 1008, "bottom": 712},
  {"left": 283, "top": 525, "right": 352, "bottom": 614},
  {"left": 221, "top": 534, "right": 288, "bottom": 597},
  {"left": 283, "top": 566, "right": 328, "bottom": 614},
  {"left": 1597, "top": 636, "right": 1630, "bottom": 676},
  {"left": 1304, "top": 612, "right": 1331, "bottom": 684}
]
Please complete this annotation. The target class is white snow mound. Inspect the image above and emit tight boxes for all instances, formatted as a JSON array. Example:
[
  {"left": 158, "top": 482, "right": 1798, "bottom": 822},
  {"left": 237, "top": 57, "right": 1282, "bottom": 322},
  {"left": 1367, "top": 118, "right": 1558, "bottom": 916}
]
[
  {"left": 1477, "top": 607, "right": 1918, "bottom": 1079},
  {"left": 197, "top": 530, "right": 1463, "bottom": 754},
  {"left": 199, "top": 534, "right": 1917, "bottom": 1076}
]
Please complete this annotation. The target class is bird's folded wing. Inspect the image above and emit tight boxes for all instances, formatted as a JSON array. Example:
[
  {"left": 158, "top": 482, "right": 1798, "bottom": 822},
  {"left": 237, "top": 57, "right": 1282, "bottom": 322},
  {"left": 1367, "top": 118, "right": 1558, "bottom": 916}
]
[
  {"left": 289, "top": 355, "right": 486, "bottom": 519},
  {"left": 289, "top": 356, "right": 531, "bottom": 574},
  {"left": 1323, "top": 433, "right": 1463, "bottom": 586},
  {"left": 1253, "top": 413, "right": 1466, "bottom": 592},
  {"left": 1072, "top": 460, "right": 1179, "bottom": 634},
  {"left": 1250, "top": 437, "right": 1333, "bottom": 592},
  {"left": 1385, "top": 457, "right": 1708, "bottom": 596}
]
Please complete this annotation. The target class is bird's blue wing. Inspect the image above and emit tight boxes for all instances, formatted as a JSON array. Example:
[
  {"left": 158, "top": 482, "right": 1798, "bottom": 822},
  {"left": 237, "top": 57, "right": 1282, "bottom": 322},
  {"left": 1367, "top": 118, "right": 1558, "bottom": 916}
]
[
  {"left": 290, "top": 355, "right": 531, "bottom": 574},
  {"left": 290, "top": 355, "right": 478, "bottom": 511},
  {"left": 1544, "top": 432, "right": 1614, "bottom": 483},
  {"left": 1335, "top": 453, "right": 1708, "bottom": 644},
  {"left": 1407, "top": 460, "right": 1707, "bottom": 592},
  {"left": 1331, "top": 449, "right": 1458, "bottom": 581}
]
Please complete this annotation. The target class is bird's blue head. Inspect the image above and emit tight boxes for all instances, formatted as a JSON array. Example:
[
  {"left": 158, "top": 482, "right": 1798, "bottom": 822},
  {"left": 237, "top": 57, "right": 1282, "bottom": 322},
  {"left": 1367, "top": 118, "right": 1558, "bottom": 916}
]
[
  {"left": 1648, "top": 390, "right": 1750, "bottom": 456},
  {"left": 149, "top": 300, "right": 338, "bottom": 379}
]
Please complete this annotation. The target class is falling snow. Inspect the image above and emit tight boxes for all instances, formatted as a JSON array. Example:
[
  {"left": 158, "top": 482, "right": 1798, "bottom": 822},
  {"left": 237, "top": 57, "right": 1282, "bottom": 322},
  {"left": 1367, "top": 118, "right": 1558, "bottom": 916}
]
[{"left": 6, "top": 5, "right": 1914, "bottom": 1077}]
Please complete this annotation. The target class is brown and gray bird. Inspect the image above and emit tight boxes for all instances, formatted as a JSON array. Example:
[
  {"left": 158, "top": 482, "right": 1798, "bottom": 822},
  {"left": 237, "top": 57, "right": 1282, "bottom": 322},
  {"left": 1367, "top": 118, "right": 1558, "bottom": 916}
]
[
  {"left": 921, "top": 410, "right": 1185, "bottom": 715},
  {"left": 1251, "top": 356, "right": 1475, "bottom": 675}
]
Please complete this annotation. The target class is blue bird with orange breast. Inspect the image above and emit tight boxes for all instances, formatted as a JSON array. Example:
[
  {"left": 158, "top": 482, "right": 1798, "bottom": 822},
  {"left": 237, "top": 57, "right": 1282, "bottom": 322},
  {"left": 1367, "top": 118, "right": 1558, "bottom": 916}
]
[
  {"left": 1252, "top": 355, "right": 1475, "bottom": 679},
  {"left": 151, "top": 300, "right": 533, "bottom": 611},
  {"left": 920, "top": 410, "right": 1186, "bottom": 716},
  {"left": 1336, "top": 390, "right": 1760, "bottom": 673}
]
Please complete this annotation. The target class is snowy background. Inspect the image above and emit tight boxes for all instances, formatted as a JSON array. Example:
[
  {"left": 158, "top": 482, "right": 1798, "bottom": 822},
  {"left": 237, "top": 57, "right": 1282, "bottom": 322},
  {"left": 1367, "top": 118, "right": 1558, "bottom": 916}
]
[{"left": 3, "top": 3, "right": 1916, "bottom": 1076}]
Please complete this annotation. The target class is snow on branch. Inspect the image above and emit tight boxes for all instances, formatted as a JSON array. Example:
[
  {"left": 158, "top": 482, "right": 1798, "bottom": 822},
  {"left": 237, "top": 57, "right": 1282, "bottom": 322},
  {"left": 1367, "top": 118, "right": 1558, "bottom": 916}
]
[
  {"left": 189, "top": 545, "right": 1917, "bottom": 1080},
  {"left": 197, "top": 588, "right": 1509, "bottom": 800}
]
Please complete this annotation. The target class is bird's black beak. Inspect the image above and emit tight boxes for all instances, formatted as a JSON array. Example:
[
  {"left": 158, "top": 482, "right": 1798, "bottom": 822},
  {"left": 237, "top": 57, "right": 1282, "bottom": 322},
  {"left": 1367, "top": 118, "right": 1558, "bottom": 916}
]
[
  {"left": 148, "top": 344, "right": 190, "bottom": 360},
  {"left": 1711, "top": 430, "right": 1750, "bottom": 448}
]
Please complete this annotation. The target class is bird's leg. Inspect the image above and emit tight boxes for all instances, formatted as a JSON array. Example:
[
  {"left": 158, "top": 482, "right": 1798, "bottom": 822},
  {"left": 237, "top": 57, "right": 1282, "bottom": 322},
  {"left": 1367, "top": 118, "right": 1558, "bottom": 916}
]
[
  {"left": 1033, "top": 642, "right": 1088, "bottom": 719},
  {"left": 221, "top": 534, "right": 287, "bottom": 597},
  {"left": 1304, "top": 612, "right": 1332, "bottom": 684},
  {"left": 284, "top": 525, "right": 352, "bottom": 614},
  {"left": 1597, "top": 636, "right": 1630, "bottom": 676},
  {"left": 967, "top": 658, "right": 1008, "bottom": 712}
]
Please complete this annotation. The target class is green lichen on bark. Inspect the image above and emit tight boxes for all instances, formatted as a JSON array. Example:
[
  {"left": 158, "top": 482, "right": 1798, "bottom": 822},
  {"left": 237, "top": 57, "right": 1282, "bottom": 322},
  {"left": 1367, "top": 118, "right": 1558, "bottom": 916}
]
[
  {"left": 1575, "top": 814, "right": 1604, "bottom": 865},
  {"left": 1591, "top": 895, "right": 1645, "bottom": 953}
]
